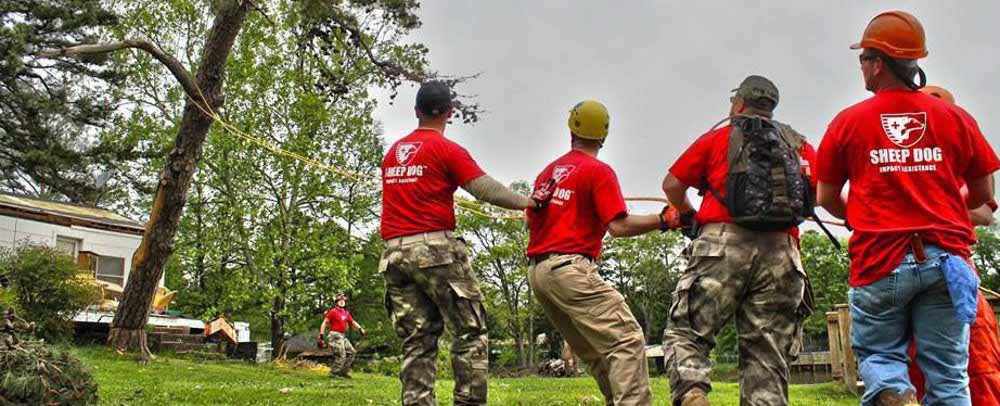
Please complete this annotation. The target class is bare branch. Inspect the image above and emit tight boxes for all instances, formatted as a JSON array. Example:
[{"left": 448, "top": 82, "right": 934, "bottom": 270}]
[
  {"left": 326, "top": 13, "right": 423, "bottom": 82},
  {"left": 247, "top": 0, "right": 277, "bottom": 28},
  {"left": 36, "top": 40, "right": 205, "bottom": 110}
]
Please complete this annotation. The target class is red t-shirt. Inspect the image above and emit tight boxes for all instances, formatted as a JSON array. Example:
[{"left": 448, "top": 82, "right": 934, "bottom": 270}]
[
  {"left": 381, "top": 129, "right": 485, "bottom": 240},
  {"left": 325, "top": 307, "right": 354, "bottom": 333},
  {"left": 816, "top": 90, "right": 1000, "bottom": 287},
  {"left": 668, "top": 124, "right": 818, "bottom": 238},
  {"left": 526, "top": 150, "right": 628, "bottom": 259}
]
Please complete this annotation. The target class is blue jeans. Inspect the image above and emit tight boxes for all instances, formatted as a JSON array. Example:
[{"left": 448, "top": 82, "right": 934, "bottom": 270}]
[{"left": 849, "top": 244, "right": 971, "bottom": 406}]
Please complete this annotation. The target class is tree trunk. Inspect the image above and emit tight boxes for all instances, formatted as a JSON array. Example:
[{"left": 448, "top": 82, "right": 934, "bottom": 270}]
[
  {"left": 512, "top": 330, "right": 524, "bottom": 368},
  {"left": 270, "top": 295, "right": 286, "bottom": 360},
  {"left": 528, "top": 293, "right": 535, "bottom": 367},
  {"left": 108, "top": 1, "right": 251, "bottom": 360}
]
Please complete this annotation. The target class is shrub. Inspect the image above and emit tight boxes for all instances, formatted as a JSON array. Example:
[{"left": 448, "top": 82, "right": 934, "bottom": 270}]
[
  {"left": 495, "top": 345, "right": 520, "bottom": 370},
  {"left": 0, "top": 307, "right": 99, "bottom": 404},
  {"left": 358, "top": 354, "right": 402, "bottom": 376},
  {"left": 0, "top": 245, "right": 95, "bottom": 341}
]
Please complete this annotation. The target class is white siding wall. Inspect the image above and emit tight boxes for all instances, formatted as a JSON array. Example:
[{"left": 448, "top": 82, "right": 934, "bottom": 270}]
[{"left": 0, "top": 215, "right": 155, "bottom": 286}]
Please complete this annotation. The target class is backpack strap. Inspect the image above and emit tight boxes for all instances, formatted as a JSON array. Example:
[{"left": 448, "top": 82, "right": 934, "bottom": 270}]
[
  {"left": 773, "top": 120, "right": 805, "bottom": 153},
  {"left": 811, "top": 215, "right": 842, "bottom": 250},
  {"left": 727, "top": 119, "right": 748, "bottom": 173}
]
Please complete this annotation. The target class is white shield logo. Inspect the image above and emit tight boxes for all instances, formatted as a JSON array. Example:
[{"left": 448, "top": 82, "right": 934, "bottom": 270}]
[
  {"left": 552, "top": 165, "right": 576, "bottom": 184},
  {"left": 880, "top": 113, "right": 927, "bottom": 148},
  {"left": 395, "top": 142, "right": 423, "bottom": 166}
]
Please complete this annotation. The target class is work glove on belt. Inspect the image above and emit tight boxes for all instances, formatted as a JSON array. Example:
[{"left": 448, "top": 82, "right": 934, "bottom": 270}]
[{"left": 530, "top": 178, "right": 557, "bottom": 210}]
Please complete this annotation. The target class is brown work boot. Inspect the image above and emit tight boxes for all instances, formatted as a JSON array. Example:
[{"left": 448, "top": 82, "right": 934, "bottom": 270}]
[
  {"left": 875, "top": 389, "right": 918, "bottom": 406},
  {"left": 680, "top": 388, "right": 710, "bottom": 406}
]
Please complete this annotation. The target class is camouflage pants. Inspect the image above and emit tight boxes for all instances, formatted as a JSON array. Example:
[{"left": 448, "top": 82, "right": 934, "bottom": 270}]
[
  {"left": 529, "top": 254, "right": 652, "bottom": 406},
  {"left": 663, "top": 223, "right": 814, "bottom": 406},
  {"left": 326, "top": 331, "right": 356, "bottom": 377},
  {"left": 381, "top": 231, "right": 488, "bottom": 406}
]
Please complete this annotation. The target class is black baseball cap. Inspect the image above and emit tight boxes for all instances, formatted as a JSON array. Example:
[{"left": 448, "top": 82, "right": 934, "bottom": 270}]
[{"left": 415, "top": 81, "right": 453, "bottom": 117}]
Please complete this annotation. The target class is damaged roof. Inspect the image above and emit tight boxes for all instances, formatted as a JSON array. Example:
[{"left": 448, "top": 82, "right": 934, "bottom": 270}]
[{"left": 0, "top": 193, "right": 145, "bottom": 235}]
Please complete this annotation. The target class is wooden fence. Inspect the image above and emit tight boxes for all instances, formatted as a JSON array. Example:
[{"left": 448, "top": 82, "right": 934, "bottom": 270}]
[{"left": 827, "top": 304, "right": 861, "bottom": 394}]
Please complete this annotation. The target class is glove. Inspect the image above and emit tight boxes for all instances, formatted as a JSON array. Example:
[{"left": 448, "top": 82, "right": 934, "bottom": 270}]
[
  {"left": 680, "top": 211, "right": 699, "bottom": 239},
  {"left": 530, "top": 178, "right": 557, "bottom": 210},
  {"left": 679, "top": 210, "right": 699, "bottom": 239},
  {"left": 316, "top": 335, "right": 327, "bottom": 349},
  {"left": 359, "top": 328, "right": 367, "bottom": 337},
  {"left": 659, "top": 206, "right": 683, "bottom": 231}
]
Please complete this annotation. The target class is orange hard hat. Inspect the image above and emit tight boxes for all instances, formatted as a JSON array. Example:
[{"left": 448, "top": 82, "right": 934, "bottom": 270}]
[
  {"left": 920, "top": 85, "right": 955, "bottom": 104},
  {"left": 851, "top": 11, "right": 928, "bottom": 59}
]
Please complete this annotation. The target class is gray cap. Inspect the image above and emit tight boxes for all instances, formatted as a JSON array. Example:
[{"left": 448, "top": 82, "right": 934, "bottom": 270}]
[{"left": 731, "top": 75, "right": 779, "bottom": 107}]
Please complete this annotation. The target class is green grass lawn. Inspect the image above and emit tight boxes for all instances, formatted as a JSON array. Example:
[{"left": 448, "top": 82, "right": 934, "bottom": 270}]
[{"left": 72, "top": 346, "right": 858, "bottom": 405}]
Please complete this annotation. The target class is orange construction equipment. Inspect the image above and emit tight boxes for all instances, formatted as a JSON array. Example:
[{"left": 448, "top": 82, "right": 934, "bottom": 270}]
[
  {"left": 850, "top": 11, "right": 928, "bottom": 59},
  {"left": 920, "top": 85, "right": 956, "bottom": 104}
]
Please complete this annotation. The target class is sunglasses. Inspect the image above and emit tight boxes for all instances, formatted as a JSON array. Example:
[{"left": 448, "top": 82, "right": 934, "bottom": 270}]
[{"left": 858, "top": 54, "right": 879, "bottom": 64}]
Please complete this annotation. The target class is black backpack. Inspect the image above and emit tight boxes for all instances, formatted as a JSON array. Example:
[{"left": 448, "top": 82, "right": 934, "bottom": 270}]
[{"left": 703, "top": 116, "right": 823, "bottom": 230}]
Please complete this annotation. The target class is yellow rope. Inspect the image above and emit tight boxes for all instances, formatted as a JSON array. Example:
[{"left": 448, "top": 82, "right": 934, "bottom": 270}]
[
  {"left": 455, "top": 199, "right": 525, "bottom": 220},
  {"left": 179, "top": 88, "right": 848, "bottom": 228},
  {"left": 181, "top": 88, "right": 525, "bottom": 219}
]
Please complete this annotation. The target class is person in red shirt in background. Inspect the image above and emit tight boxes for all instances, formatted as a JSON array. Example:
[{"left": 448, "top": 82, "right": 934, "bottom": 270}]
[
  {"left": 661, "top": 75, "right": 817, "bottom": 406},
  {"left": 319, "top": 293, "right": 366, "bottom": 378},
  {"left": 380, "top": 81, "right": 548, "bottom": 406},
  {"left": 527, "top": 100, "right": 669, "bottom": 406},
  {"left": 816, "top": 11, "right": 1000, "bottom": 406},
  {"left": 905, "top": 85, "right": 1000, "bottom": 405}
]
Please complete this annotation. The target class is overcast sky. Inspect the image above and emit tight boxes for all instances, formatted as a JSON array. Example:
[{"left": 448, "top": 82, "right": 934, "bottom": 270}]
[{"left": 373, "top": 1, "right": 1000, "bottom": 232}]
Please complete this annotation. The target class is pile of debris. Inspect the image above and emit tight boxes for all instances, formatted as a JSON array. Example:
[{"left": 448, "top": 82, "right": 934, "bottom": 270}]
[
  {"left": 536, "top": 358, "right": 582, "bottom": 377},
  {"left": 0, "top": 307, "right": 98, "bottom": 405}
]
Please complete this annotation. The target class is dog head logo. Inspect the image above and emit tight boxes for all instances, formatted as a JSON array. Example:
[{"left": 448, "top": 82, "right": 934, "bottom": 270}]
[
  {"left": 395, "top": 142, "right": 423, "bottom": 166},
  {"left": 551, "top": 165, "right": 576, "bottom": 184},
  {"left": 880, "top": 113, "right": 927, "bottom": 148}
]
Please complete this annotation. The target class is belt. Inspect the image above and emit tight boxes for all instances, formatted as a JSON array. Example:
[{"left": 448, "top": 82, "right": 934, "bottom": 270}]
[
  {"left": 384, "top": 230, "right": 455, "bottom": 248},
  {"left": 529, "top": 252, "right": 593, "bottom": 266},
  {"left": 910, "top": 233, "right": 927, "bottom": 264}
]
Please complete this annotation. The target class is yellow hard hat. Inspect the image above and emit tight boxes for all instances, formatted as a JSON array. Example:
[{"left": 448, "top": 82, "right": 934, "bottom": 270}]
[{"left": 567, "top": 100, "right": 610, "bottom": 140}]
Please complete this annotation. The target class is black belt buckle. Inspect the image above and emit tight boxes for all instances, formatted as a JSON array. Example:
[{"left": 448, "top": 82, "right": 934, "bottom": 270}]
[{"left": 531, "top": 253, "right": 591, "bottom": 270}]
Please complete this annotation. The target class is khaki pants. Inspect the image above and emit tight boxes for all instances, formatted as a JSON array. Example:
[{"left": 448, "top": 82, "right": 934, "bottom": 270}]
[
  {"left": 381, "top": 231, "right": 488, "bottom": 406},
  {"left": 663, "top": 223, "right": 813, "bottom": 406},
  {"left": 528, "top": 254, "right": 652, "bottom": 406}
]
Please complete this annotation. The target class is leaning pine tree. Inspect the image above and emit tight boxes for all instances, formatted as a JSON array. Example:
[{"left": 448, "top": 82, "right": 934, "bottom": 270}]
[{"left": 39, "top": 0, "right": 479, "bottom": 361}]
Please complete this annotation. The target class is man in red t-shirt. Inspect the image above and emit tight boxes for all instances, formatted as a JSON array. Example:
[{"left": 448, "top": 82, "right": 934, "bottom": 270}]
[
  {"left": 904, "top": 85, "right": 1000, "bottom": 406},
  {"left": 816, "top": 11, "right": 1000, "bottom": 405},
  {"left": 660, "top": 75, "right": 815, "bottom": 406},
  {"left": 319, "top": 293, "right": 366, "bottom": 377},
  {"left": 380, "top": 81, "right": 546, "bottom": 405},
  {"left": 527, "top": 99, "right": 667, "bottom": 406}
]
